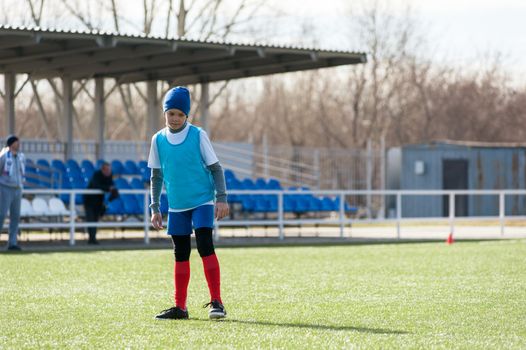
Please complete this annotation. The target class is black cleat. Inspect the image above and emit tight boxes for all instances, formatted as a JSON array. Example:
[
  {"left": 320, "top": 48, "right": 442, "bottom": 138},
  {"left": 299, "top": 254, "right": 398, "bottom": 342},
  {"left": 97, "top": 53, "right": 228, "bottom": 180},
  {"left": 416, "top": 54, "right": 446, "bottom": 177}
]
[
  {"left": 203, "top": 300, "right": 226, "bottom": 320},
  {"left": 155, "top": 306, "right": 189, "bottom": 320},
  {"left": 7, "top": 245, "right": 22, "bottom": 251}
]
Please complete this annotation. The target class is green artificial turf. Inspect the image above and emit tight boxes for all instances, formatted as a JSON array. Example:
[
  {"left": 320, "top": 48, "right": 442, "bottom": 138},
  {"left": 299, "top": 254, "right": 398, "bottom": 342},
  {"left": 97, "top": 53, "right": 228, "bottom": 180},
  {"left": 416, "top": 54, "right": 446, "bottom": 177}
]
[{"left": 1, "top": 240, "right": 525, "bottom": 349}]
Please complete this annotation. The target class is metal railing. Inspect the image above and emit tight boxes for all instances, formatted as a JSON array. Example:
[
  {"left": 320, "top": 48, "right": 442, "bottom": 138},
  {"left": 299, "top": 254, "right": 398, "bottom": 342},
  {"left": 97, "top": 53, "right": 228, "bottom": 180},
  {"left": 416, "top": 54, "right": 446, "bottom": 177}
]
[
  {"left": 18, "top": 138, "right": 380, "bottom": 191},
  {"left": 24, "top": 163, "right": 62, "bottom": 189},
  {"left": 14, "top": 189, "right": 526, "bottom": 245}
]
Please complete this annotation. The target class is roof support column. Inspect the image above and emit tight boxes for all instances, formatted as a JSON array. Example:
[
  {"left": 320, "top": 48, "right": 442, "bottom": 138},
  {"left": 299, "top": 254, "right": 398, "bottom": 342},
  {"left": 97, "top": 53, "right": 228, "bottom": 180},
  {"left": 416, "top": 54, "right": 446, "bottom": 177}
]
[
  {"left": 94, "top": 78, "right": 105, "bottom": 160},
  {"left": 4, "top": 73, "right": 16, "bottom": 135},
  {"left": 62, "top": 76, "right": 74, "bottom": 160},
  {"left": 200, "top": 82, "right": 210, "bottom": 133},
  {"left": 147, "top": 81, "right": 159, "bottom": 138}
]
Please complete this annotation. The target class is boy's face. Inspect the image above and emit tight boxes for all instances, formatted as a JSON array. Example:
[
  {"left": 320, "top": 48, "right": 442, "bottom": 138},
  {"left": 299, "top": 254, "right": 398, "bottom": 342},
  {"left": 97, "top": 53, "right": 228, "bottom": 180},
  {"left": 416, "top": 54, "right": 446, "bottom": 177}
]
[{"left": 165, "top": 109, "right": 187, "bottom": 130}]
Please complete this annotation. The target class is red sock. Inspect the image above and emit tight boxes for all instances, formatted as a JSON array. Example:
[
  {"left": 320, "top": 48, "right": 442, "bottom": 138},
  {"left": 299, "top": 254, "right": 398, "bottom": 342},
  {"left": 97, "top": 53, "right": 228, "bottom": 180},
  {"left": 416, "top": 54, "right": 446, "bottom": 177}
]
[
  {"left": 202, "top": 254, "right": 222, "bottom": 303},
  {"left": 174, "top": 261, "right": 190, "bottom": 310}
]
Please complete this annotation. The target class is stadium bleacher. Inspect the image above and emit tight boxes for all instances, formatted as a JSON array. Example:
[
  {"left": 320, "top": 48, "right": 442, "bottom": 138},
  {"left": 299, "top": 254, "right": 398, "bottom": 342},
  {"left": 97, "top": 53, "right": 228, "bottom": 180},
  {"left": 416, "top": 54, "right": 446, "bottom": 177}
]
[{"left": 23, "top": 158, "right": 358, "bottom": 217}]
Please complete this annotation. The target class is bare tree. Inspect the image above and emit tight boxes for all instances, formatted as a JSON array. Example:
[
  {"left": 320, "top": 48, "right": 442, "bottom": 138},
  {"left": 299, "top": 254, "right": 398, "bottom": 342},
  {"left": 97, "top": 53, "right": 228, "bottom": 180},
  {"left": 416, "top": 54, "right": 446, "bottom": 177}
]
[
  {"left": 6, "top": 0, "right": 526, "bottom": 151},
  {"left": 110, "top": 0, "right": 120, "bottom": 32},
  {"left": 143, "top": 0, "right": 158, "bottom": 35},
  {"left": 26, "top": 0, "right": 45, "bottom": 26}
]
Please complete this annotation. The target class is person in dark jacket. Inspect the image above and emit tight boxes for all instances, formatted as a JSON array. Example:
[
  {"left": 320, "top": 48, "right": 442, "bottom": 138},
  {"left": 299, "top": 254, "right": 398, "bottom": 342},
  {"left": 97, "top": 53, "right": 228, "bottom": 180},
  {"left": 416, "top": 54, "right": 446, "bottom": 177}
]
[{"left": 83, "top": 162, "right": 116, "bottom": 244}]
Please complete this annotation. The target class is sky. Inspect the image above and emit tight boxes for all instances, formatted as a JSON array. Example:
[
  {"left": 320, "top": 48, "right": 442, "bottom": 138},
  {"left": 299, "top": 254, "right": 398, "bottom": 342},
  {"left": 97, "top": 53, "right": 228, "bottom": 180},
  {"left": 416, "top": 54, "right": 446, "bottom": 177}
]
[{"left": 266, "top": 0, "right": 526, "bottom": 77}]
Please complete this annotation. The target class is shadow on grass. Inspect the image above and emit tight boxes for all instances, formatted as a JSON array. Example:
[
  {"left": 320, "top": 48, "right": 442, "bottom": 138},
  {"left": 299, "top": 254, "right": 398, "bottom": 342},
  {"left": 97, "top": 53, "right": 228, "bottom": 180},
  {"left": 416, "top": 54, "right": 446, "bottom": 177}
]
[
  {"left": 1, "top": 237, "right": 514, "bottom": 255},
  {"left": 190, "top": 318, "right": 408, "bottom": 334}
]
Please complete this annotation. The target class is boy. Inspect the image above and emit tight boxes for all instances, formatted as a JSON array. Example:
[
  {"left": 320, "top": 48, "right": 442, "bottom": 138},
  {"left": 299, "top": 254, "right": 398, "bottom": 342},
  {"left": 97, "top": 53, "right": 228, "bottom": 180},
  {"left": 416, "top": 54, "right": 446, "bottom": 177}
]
[{"left": 148, "top": 86, "right": 229, "bottom": 320}]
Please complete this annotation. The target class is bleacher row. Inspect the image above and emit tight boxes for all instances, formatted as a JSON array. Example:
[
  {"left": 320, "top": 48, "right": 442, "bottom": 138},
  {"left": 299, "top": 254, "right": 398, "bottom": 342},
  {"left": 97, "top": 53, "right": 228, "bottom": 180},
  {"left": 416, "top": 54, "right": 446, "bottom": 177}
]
[
  {"left": 25, "top": 158, "right": 150, "bottom": 191},
  {"left": 20, "top": 197, "right": 70, "bottom": 217},
  {"left": 224, "top": 170, "right": 357, "bottom": 214},
  {"left": 24, "top": 159, "right": 357, "bottom": 216}
]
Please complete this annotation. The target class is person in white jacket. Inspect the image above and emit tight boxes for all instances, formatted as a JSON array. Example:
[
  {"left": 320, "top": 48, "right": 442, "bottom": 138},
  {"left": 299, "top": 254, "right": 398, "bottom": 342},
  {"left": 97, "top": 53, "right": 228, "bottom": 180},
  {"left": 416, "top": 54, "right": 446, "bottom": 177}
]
[{"left": 0, "top": 135, "right": 25, "bottom": 251}]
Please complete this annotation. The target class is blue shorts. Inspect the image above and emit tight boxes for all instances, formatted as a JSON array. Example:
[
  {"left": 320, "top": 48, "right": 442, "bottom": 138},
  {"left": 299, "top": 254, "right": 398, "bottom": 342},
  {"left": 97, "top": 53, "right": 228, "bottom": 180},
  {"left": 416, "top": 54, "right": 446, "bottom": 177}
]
[{"left": 167, "top": 205, "right": 214, "bottom": 236}]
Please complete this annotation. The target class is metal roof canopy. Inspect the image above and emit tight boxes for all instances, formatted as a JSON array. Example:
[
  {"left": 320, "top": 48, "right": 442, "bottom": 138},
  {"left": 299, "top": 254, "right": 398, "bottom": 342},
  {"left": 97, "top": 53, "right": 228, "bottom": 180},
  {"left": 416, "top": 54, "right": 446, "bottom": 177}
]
[
  {"left": 0, "top": 26, "right": 366, "bottom": 84},
  {"left": 0, "top": 26, "right": 366, "bottom": 160}
]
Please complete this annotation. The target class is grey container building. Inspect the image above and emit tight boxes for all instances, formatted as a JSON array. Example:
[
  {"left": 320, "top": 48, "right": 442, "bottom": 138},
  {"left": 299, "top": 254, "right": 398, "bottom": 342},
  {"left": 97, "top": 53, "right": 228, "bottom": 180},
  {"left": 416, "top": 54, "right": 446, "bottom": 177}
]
[{"left": 387, "top": 141, "right": 526, "bottom": 218}]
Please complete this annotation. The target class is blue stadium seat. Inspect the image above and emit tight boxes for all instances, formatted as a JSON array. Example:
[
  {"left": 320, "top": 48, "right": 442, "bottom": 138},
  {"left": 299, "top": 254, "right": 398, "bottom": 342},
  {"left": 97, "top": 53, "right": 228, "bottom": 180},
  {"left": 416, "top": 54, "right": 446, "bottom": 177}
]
[
  {"left": 38, "top": 178, "right": 52, "bottom": 188},
  {"left": 253, "top": 197, "right": 269, "bottom": 212},
  {"left": 25, "top": 177, "right": 40, "bottom": 189},
  {"left": 51, "top": 168, "right": 65, "bottom": 188},
  {"left": 96, "top": 159, "right": 106, "bottom": 169},
  {"left": 114, "top": 178, "right": 131, "bottom": 190},
  {"left": 267, "top": 196, "right": 278, "bottom": 212},
  {"left": 122, "top": 195, "right": 142, "bottom": 215},
  {"left": 332, "top": 198, "right": 358, "bottom": 214},
  {"left": 116, "top": 178, "right": 145, "bottom": 213},
  {"left": 51, "top": 159, "right": 67, "bottom": 173},
  {"left": 321, "top": 197, "right": 335, "bottom": 211},
  {"left": 294, "top": 197, "right": 309, "bottom": 213},
  {"left": 130, "top": 178, "right": 145, "bottom": 189},
  {"left": 25, "top": 165, "right": 39, "bottom": 187},
  {"left": 70, "top": 175, "right": 87, "bottom": 189},
  {"left": 36, "top": 159, "right": 50, "bottom": 168},
  {"left": 124, "top": 160, "right": 140, "bottom": 175},
  {"left": 60, "top": 175, "right": 72, "bottom": 188},
  {"left": 111, "top": 160, "right": 125, "bottom": 175},
  {"left": 224, "top": 169, "right": 236, "bottom": 181},
  {"left": 226, "top": 178, "right": 242, "bottom": 189},
  {"left": 135, "top": 193, "right": 146, "bottom": 212},
  {"left": 140, "top": 164, "right": 151, "bottom": 182},
  {"left": 67, "top": 169, "right": 83, "bottom": 182},
  {"left": 255, "top": 178, "right": 267, "bottom": 190},
  {"left": 267, "top": 179, "right": 282, "bottom": 190},
  {"left": 26, "top": 163, "right": 35, "bottom": 172},
  {"left": 138, "top": 160, "right": 148, "bottom": 170},
  {"left": 81, "top": 160, "right": 95, "bottom": 179},
  {"left": 284, "top": 196, "right": 295, "bottom": 212},
  {"left": 57, "top": 178, "right": 83, "bottom": 205},
  {"left": 241, "top": 178, "right": 256, "bottom": 190},
  {"left": 66, "top": 159, "right": 81, "bottom": 173},
  {"left": 307, "top": 197, "right": 322, "bottom": 211},
  {"left": 348, "top": 205, "right": 357, "bottom": 214},
  {"left": 59, "top": 178, "right": 71, "bottom": 204},
  {"left": 332, "top": 197, "right": 341, "bottom": 210},
  {"left": 255, "top": 195, "right": 277, "bottom": 212},
  {"left": 69, "top": 175, "right": 86, "bottom": 205},
  {"left": 33, "top": 159, "right": 51, "bottom": 187},
  {"left": 226, "top": 178, "right": 243, "bottom": 203},
  {"left": 65, "top": 161, "right": 82, "bottom": 182},
  {"left": 105, "top": 197, "right": 124, "bottom": 215},
  {"left": 138, "top": 161, "right": 149, "bottom": 178},
  {"left": 241, "top": 197, "right": 255, "bottom": 212}
]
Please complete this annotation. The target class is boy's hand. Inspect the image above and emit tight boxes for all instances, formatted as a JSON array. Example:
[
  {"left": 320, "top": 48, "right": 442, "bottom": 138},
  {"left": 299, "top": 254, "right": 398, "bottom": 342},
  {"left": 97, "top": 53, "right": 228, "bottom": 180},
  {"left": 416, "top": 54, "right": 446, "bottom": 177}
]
[
  {"left": 215, "top": 202, "right": 230, "bottom": 220},
  {"left": 151, "top": 213, "right": 163, "bottom": 230}
]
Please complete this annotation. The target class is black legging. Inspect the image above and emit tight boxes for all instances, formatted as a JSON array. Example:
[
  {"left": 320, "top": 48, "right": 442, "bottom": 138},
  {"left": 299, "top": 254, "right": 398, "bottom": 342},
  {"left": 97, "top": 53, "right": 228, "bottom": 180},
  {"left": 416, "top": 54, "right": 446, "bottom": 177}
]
[{"left": 171, "top": 227, "right": 215, "bottom": 262}]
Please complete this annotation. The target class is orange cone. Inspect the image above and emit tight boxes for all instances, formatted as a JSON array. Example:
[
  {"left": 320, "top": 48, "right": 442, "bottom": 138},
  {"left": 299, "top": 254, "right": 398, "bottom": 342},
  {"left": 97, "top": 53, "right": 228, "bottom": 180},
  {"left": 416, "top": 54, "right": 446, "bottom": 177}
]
[{"left": 446, "top": 233, "right": 454, "bottom": 245}]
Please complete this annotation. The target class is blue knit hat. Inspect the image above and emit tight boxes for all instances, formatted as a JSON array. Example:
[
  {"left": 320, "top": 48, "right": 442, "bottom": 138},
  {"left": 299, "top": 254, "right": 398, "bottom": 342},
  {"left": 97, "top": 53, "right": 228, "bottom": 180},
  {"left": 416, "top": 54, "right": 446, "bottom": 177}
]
[{"left": 163, "top": 86, "right": 190, "bottom": 115}]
